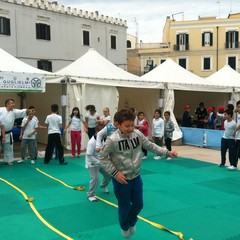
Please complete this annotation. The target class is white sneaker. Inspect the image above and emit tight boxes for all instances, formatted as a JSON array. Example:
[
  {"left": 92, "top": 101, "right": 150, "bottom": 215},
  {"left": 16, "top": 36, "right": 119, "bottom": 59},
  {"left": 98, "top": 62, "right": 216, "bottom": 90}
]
[
  {"left": 227, "top": 165, "right": 238, "bottom": 170},
  {"left": 154, "top": 156, "right": 161, "bottom": 160},
  {"left": 31, "top": 160, "right": 35, "bottom": 164},
  {"left": 17, "top": 160, "right": 24, "bottom": 163},
  {"left": 121, "top": 229, "right": 131, "bottom": 239},
  {"left": 167, "top": 157, "right": 172, "bottom": 160},
  {"left": 88, "top": 196, "right": 98, "bottom": 202},
  {"left": 141, "top": 156, "right": 147, "bottom": 160},
  {"left": 130, "top": 225, "right": 136, "bottom": 235}
]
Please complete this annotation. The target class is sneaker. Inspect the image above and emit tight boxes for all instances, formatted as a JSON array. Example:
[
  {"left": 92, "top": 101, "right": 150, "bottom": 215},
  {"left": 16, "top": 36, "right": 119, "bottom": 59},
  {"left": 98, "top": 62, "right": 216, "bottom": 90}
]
[
  {"left": 121, "top": 229, "right": 131, "bottom": 239},
  {"left": 88, "top": 196, "right": 98, "bottom": 202},
  {"left": 103, "top": 187, "right": 109, "bottom": 194},
  {"left": 218, "top": 164, "right": 225, "bottom": 167},
  {"left": 31, "top": 160, "right": 35, "bottom": 164},
  {"left": 130, "top": 225, "right": 136, "bottom": 235},
  {"left": 17, "top": 160, "right": 24, "bottom": 163},
  {"left": 166, "top": 157, "right": 172, "bottom": 160},
  {"left": 141, "top": 156, "right": 147, "bottom": 160},
  {"left": 154, "top": 156, "right": 161, "bottom": 160},
  {"left": 227, "top": 165, "right": 238, "bottom": 170},
  {"left": 60, "top": 162, "right": 68, "bottom": 165}
]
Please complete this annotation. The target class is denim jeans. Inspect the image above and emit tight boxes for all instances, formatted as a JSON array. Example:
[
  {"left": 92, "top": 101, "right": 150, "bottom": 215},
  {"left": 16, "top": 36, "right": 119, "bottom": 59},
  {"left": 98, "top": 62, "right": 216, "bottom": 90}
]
[
  {"left": 221, "top": 138, "right": 236, "bottom": 166},
  {"left": 112, "top": 175, "right": 143, "bottom": 231}
]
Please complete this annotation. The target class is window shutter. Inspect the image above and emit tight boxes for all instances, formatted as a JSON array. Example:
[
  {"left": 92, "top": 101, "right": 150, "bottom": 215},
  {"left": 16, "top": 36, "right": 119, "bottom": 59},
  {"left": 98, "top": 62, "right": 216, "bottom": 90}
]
[
  {"left": 226, "top": 32, "right": 229, "bottom": 43},
  {"left": 6, "top": 18, "right": 10, "bottom": 35},
  {"left": 235, "top": 31, "right": 238, "bottom": 42},
  {"left": 186, "top": 34, "right": 189, "bottom": 45},
  {"left": 202, "top": 33, "right": 204, "bottom": 46},
  {"left": 46, "top": 25, "right": 50, "bottom": 40},
  {"left": 176, "top": 34, "right": 179, "bottom": 45},
  {"left": 210, "top": 32, "right": 213, "bottom": 46},
  {"left": 36, "top": 23, "right": 40, "bottom": 39}
]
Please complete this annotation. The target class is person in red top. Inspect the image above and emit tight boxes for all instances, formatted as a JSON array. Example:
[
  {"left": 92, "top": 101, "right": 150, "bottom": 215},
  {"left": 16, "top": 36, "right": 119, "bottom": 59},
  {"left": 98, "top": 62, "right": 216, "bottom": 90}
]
[{"left": 135, "top": 111, "right": 149, "bottom": 159}]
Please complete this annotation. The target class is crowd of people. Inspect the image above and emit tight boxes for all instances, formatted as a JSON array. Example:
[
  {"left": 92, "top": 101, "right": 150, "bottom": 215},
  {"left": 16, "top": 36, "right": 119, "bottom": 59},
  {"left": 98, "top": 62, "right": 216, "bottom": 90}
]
[
  {"left": 182, "top": 101, "right": 235, "bottom": 130},
  {"left": 182, "top": 101, "right": 240, "bottom": 171},
  {"left": 0, "top": 99, "right": 179, "bottom": 239},
  {"left": 2, "top": 98, "right": 240, "bottom": 239}
]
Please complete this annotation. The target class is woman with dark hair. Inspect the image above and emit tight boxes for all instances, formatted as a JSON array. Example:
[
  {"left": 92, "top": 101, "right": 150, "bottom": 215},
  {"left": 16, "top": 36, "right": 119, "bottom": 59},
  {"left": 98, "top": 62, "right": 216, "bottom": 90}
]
[
  {"left": 85, "top": 105, "right": 100, "bottom": 139},
  {"left": 195, "top": 102, "right": 207, "bottom": 128},
  {"left": 64, "top": 107, "right": 85, "bottom": 158}
]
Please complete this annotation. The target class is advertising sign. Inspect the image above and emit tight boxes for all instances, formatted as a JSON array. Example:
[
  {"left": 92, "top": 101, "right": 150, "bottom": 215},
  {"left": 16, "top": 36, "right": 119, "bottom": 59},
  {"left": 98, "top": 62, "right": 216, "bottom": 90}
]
[{"left": 0, "top": 72, "right": 45, "bottom": 92}]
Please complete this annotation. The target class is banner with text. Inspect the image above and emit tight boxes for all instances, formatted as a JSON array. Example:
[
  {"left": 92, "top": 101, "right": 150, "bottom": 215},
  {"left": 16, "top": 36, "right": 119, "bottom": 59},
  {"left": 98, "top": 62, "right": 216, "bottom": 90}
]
[{"left": 0, "top": 72, "right": 45, "bottom": 92}]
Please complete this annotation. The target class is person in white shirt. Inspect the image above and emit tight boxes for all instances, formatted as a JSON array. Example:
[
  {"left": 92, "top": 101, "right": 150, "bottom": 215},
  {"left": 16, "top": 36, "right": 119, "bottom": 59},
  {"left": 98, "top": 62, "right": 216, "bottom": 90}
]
[
  {"left": 85, "top": 124, "right": 111, "bottom": 202},
  {"left": 152, "top": 109, "right": 164, "bottom": 160},
  {"left": 98, "top": 107, "right": 111, "bottom": 126},
  {"left": 219, "top": 108, "right": 237, "bottom": 169},
  {"left": 44, "top": 104, "right": 67, "bottom": 165},
  {"left": 232, "top": 100, "right": 240, "bottom": 170},
  {"left": 64, "top": 107, "right": 85, "bottom": 158},
  {"left": 85, "top": 105, "right": 99, "bottom": 139},
  {"left": 0, "top": 99, "right": 30, "bottom": 165},
  {"left": 18, "top": 112, "right": 38, "bottom": 164}
]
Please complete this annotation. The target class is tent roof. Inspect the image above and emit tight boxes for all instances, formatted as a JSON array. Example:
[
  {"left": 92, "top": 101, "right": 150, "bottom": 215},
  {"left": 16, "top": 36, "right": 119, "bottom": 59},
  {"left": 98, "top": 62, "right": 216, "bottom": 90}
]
[
  {"left": 55, "top": 48, "right": 161, "bottom": 88},
  {"left": 205, "top": 65, "right": 240, "bottom": 91},
  {"left": 0, "top": 48, "right": 51, "bottom": 75},
  {"left": 140, "top": 58, "right": 214, "bottom": 91}
]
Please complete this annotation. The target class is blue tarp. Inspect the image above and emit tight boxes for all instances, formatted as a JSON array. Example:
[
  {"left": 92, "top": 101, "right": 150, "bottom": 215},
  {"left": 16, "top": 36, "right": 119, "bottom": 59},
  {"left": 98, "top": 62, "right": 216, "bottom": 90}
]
[{"left": 180, "top": 127, "right": 224, "bottom": 149}]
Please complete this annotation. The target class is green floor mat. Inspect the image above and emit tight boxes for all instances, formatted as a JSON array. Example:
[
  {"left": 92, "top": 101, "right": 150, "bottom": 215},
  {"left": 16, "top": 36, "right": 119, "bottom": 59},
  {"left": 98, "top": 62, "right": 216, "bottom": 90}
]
[{"left": 1, "top": 152, "right": 240, "bottom": 240}]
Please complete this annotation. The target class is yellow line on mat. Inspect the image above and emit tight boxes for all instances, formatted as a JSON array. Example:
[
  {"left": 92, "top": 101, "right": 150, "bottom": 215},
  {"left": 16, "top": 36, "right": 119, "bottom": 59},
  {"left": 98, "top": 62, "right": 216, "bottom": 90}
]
[
  {"left": 36, "top": 168, "right": 74, "bottom": 189},
  {"left": 0, "top": 177, "right": 73, "bottom": 240},
  {"left": 36, "top": 168, "right": 193, "bottom": 240}
]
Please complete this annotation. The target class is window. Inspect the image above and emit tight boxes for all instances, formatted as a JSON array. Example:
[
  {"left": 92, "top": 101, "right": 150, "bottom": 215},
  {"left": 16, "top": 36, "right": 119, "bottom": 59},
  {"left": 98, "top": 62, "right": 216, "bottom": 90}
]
[
  {"left": 111, "top": 35, "right": 116, "bottom": 49},
  {"left": 144, "top": 59, "right": 154, "bottom": 73},
  {"left": 37, "top": 60, "right": 52, "bottom": 72},
  {"left": 226, "top": 31, "right": 239, "bottom": 49},
  {"left": 83, "top": 30, "right": 90, "bottom": 46},
  {"left": 178, "top": 58, "right": 187, "bottom": 69},
  {"left": 0, "top": 16, "right": 10, "bottom": 35},
  {"left": 202, "top": 56, "right": 212, "bottom": 70},
  {"left": 174, "top": 33, "right": 189, "bottom": 51},
  {"left": 160, "top": 59, "right": 166, "bottom": 64},
  {"left": 228, "top": 56, "right": 237, "bottom": 70},
  {"left": 202, "top": 32, "right": 213, "bottom": 46},
  {"left": 36, "top": 23, "right": 50, "bottom": 40},
  {"left": 127, "top": 40, "right": 131, "bottom": 48}
]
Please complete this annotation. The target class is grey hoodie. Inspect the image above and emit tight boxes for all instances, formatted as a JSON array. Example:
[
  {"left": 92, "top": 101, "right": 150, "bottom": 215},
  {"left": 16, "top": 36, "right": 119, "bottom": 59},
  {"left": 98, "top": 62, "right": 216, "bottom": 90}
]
[{"left": 98, "top": 128, "right": 170, "bottom": 180}]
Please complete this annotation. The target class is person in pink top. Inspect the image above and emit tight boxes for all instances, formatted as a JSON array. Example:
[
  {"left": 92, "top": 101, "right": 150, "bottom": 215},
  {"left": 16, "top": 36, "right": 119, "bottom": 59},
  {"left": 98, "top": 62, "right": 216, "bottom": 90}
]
[
  {"left": 135, "top": 111, "right": 149, "bottom": 159},
  {"left": 64, "top": 107, "right": 85, "bottom": 158}
]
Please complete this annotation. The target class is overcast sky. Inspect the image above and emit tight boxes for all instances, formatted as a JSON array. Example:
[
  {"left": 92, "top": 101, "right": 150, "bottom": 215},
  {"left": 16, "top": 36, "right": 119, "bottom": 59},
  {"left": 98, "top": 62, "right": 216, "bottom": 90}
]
[{"left": 57, "top": 0, "right": 239, "bottom": 42}]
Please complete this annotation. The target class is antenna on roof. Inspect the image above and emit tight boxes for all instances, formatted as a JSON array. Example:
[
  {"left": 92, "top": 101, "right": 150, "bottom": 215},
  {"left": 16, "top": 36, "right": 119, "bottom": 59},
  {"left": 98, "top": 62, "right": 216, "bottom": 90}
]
[
  {"left": 134, "top": 17, "right": 139, "bottom": 44},
  {"left": 171, "top": 12, "right": 184, "bottom": 21},
  {"left": 216, "top": 1, "right": 221, "bottom": 18}
]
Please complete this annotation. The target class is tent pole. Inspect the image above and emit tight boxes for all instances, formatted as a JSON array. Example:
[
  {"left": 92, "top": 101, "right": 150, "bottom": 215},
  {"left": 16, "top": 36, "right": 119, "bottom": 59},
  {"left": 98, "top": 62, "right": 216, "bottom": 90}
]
[{"left": 61, "top": 81, "right": 67, "bottom": 146}]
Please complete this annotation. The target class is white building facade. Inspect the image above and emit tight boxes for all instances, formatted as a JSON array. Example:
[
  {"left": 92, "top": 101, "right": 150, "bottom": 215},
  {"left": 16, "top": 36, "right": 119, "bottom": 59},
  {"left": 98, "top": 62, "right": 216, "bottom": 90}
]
[{"left": 0, "top": 0, "right": 128, "bottom": 71}]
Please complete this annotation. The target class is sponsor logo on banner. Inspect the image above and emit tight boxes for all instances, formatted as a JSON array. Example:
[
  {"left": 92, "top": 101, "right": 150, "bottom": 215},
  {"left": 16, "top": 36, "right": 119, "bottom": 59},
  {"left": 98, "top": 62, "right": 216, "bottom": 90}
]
[{"left": 0, "top": 72, "right": 45, "bottom": 92}]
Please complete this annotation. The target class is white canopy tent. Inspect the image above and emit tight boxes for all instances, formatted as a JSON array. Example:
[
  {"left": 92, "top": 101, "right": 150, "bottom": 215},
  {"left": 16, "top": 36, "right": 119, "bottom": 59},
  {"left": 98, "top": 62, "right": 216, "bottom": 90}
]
[
  {"left": 140, "top": 58, "right": 228, "bottom": 140},
  {"left": 205, "top": 65, "right": 240, "bottom": 103},
  {"left": 52, "top": 48, "right": 161, "bottom": 149},
  {"left": 0, "top": 48, "right": 54, "bottom": 92}
]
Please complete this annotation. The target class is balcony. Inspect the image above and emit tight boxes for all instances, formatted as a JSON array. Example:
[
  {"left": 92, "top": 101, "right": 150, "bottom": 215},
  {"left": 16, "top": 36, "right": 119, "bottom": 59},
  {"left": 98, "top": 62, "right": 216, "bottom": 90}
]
[
  {"left": 225, "top": 42, "right": 239, "bottom": 49},
  {"left": 173, "top": 44, "right": 189, "bottom": 51}
]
